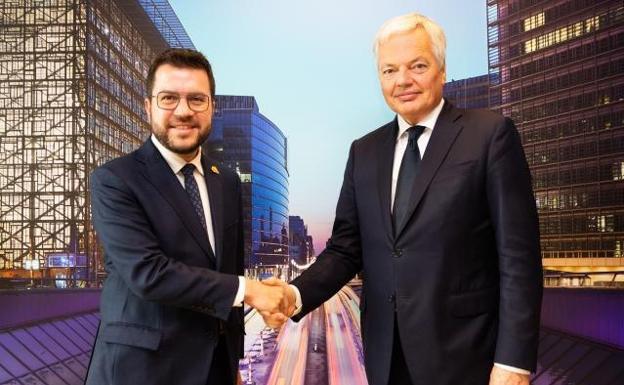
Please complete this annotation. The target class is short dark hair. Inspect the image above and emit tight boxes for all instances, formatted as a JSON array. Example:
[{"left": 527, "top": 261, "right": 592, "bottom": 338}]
[{"left": 146, "top": 48, "right": 215, "bottom": 98}]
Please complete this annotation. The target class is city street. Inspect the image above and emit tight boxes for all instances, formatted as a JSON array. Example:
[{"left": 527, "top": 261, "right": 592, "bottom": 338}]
[{"left": 240, "top": 286, "right": 367, "bottom": 385}]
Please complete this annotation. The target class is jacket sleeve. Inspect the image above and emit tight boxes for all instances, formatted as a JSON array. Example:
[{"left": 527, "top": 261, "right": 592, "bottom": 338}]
[
  {"left": 486, "top": 117, "right": 543, "bottom": 371},
  {"left": 291, "top": 142, "right": 363, "bottom": 320},
  {"left": 90, "top": 166, "right": 239, "bottom": 321}
]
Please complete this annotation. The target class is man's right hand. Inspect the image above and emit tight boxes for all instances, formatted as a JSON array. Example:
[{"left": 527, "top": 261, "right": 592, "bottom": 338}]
[
  {"left": 244, "top": 278, "right": 289, "bottom": 327},
  {"left": 263, "top": 277, "right": 296, "bottom": 314}
]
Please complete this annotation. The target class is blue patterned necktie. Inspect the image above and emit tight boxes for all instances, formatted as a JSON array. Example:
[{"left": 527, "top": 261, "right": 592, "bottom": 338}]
[
  {"left": 393, "top": 125, "right": 426, "bottom": 233},
  {"left": 181, "top": 164, "right": 207, "bottom": 231}
]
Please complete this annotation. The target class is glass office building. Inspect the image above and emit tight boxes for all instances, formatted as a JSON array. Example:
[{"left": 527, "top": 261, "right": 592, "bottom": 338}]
[
  {"left": 0, "top": 0, "right": 194, "bottom": 286},
  {"left": 443, "top": 74, "right": 493, "bottom": 109},
  {"left": 288, "top": 215, "right": 314, "bottom": 265},
  {"left": 137, "top": 0, "right": 195, "bottom": 49},
  {"left": 205, "top": 96, "right": 289, "bottom": 274},
  {"left": 487, "top": 0, "right": 624, "bottom": 271}
]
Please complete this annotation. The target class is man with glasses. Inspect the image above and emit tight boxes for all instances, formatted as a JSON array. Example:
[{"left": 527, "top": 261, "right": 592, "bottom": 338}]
[{"left": 86, "top": 48, "right": 289, "bottom": 385}]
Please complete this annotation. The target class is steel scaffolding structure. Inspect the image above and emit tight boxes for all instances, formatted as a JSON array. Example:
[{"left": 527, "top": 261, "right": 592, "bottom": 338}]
[{"left": 0, "top": 0, "right": 189, "bottom": 287}]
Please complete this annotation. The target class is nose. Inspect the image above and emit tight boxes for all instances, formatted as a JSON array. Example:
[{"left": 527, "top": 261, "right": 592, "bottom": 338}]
[
  {"left": 396, "top": 67, "right": 413, "bottom": 87},
  {"left": 173, "top": 97, "right": 193, "bottom": 117}
]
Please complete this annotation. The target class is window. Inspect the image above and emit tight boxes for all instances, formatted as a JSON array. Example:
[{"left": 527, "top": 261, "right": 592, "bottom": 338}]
[{"left": 524, "top": 12, "right": 545, "bottom": 32}]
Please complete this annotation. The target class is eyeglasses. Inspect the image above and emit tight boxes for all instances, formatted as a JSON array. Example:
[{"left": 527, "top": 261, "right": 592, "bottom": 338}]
[{"left": 152, "top": 91, "right": 212, "bottom": 112}]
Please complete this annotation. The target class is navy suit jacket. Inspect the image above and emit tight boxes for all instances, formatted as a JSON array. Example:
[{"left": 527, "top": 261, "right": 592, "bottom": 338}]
[
  {"left": 86, "top": 139, "right": 244, "bottom": 385},
  {"left": 292, "top": 102, "right": 543, "bottom": 385}
]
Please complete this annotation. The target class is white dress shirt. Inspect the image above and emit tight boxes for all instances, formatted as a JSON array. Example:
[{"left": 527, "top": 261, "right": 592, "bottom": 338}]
[
  {"left": 151, "top": 135, "right": 245, "bottom": 307},
  {"left": 290, "top": 100, "right": 529, "bottom": 375},
  {"left": 390, "top": 99, "right": 444, "bottom": 209}
]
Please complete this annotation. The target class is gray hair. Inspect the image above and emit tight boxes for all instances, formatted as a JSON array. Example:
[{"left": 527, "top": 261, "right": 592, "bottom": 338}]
[{"left": 373, "top": 13, "right": 447, "bottom": 70}]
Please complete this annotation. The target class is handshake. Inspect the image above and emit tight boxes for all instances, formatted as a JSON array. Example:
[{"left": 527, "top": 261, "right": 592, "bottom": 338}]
[{"left": 244, "top": 277, "right": 297, "bottom": 328}]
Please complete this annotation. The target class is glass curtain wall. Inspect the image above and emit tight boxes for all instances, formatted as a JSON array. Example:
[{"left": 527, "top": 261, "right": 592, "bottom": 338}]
[{"left": 488, "top": 0, "right": 624, "bottom": 266}]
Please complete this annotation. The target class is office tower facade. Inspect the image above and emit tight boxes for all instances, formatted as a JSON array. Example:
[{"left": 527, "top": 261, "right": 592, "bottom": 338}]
[
  {"left": 205, "top": 95, "right": 289, "bottom": 275},
  {"left": 487, "top": 0, "right": 624, "bottom": 271},
  {"left": 0, "top": 0, "right": 194, "bottom": 286},
  {"left": 289, "top": 215, "right": 314, "bottom": 265},
  {"left": 443, "top": 74, "right": 492, "bottom": 109}
]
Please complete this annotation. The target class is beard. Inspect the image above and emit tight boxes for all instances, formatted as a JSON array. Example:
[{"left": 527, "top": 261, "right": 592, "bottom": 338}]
[{"left": 152, "top": 118, "right": 211, "bottom": 157}]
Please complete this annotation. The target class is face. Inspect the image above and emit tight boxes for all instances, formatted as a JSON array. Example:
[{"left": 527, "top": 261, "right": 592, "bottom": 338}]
[
  {"left": 377, "top": 28, "right": 446, "bottom": 124},
  {"left": 145, "top": 64, "right": 213, "bottom": 161}
]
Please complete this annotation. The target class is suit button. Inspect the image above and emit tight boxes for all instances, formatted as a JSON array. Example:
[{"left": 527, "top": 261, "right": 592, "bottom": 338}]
[
  {"left": 392, "top": 249, "right": 402, "bottom": 258},
  {"left": 388, "top": 294, "right": 395, "bottom": 303}
]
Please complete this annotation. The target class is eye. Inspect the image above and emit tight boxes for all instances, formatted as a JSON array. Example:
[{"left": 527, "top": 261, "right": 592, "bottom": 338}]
[
  {"left": 412, "top": 63, "right": 428, "bottom": 72},
  {"left": 381, "top": 68, "right": 395, "bottom": 76},
  {"left": 190, "top": 95, "right": 208, "bottom": 103},
  {"left": 160, "top": 94, "right": 177, "bottom": 102}
]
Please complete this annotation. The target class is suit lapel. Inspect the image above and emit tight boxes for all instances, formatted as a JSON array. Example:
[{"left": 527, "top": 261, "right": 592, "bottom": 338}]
[
  {"left": 201, "top": 156, "right": 224, "bottom": 270},
  {"left": 395, "top": 102, "right": 464, "bottom": 238},
  {"left": 136, "top": 141, "right": 217, "bottom": 265},
  {"left": 377, "top": 118, "right": 399, "bottom": 243}
]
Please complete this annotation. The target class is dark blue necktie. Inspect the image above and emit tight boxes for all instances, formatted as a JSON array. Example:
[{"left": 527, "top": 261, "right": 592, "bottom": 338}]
[
  {"left": 393, "top": 125, "right": 426, "bottom": 233},
  {"left": 181, "top": 164, "right": 207, "bottom": 231}
]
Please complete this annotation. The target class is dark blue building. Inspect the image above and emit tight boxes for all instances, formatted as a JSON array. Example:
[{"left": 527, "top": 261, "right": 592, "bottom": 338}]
[
  {"left": 289, "top": 215, "right": 314, "bottom": 265},
  {"left": 204, "top": 96, "right": 289, "bottom": 276}
]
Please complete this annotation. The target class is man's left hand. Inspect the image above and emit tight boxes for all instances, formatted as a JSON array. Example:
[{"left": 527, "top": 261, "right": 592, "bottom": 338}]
[{"left": 489, "top": 366, "right": 530, "bottom": 385}]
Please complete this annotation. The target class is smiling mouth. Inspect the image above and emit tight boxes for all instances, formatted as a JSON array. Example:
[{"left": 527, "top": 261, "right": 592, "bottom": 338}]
[
  {"left": 169, "top": 125, "right": 197, "bottom": 130},
  {"left": 395, "top": 92, "right": 421, "bottom": 102}
]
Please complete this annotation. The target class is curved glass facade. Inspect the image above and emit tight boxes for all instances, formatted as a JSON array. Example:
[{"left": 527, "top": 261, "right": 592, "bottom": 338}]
[{"left": 205, "top": 96, "right": 289, "bottom": 271}]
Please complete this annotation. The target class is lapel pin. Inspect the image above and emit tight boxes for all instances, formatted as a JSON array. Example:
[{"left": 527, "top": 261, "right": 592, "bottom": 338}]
[{"left": 211, "top": 165, "right": 220, "bottom": 175}]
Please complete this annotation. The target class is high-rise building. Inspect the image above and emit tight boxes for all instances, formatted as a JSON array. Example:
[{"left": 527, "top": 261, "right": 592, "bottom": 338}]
[
  {"left": 289, "top": 215, "right": 314, "bottom": 265},
  {"left": 137, "top": 0, "right": 195, "bottom": 49},
  {"left": 204, "top": 95, "right": 289, "bottom": 276},
  {"left": 0, "top": 0, "right": 194, "bottom": 287},
  {"left": 487, "top": 0, "right": 624, "bottom": 272},
  {"left": 443, "top": 74, "right": 493, "bottom": 109}
]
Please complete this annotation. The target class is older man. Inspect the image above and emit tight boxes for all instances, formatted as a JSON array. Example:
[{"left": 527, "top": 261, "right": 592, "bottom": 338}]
[
  {"left": 280, "top": 13, "right": 543, "bottom": 385},
  {"left": 86, "top": 48, "right": 287, "bottom": 385}
]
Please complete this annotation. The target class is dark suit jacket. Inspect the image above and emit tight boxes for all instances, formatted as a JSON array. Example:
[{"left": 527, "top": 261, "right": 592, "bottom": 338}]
[
  {"left": 292, "top": 102, "right": 543, "bottom": 385},
  {"left": 85, "top": 139, "right": 244, "bottom": 385}
]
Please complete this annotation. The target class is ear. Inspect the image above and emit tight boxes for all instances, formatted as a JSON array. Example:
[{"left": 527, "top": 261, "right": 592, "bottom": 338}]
[{"left": 144, "top": 97, "right": 151, "bottom": 122}]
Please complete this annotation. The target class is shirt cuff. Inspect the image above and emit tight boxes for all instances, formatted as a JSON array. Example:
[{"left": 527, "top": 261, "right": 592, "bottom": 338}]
[
  {"left": 494, "top": 363, "right": 531, "bottom": 375},
  {"left": 232, "top": 276, "right": 245, "bottom": 307},
  {"left": 289, "top": 284, "right": 303, "bottom": 316}
]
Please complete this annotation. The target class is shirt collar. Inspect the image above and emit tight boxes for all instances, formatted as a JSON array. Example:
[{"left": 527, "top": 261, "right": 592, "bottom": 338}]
[
  {"left": 397, "top": 98, "right": 445, "bottom": 139},
  {"left": 151, "top": 134, "right": 204, "bottom": 176}
]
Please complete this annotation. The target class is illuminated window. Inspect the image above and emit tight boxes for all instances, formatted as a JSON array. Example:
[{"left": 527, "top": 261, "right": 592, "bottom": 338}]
[
  {"left": 523, "top": 12, "right": 545, "bottom": 32},
  {"left": 612, "top": 162, "right": 624, "bottom": 181},
  {"left": 239, "top": 173, "right": 252, "bottom": 183},
  {"left": 525, "top": 38, "right": 537, "bottom": 53},
  {"left": 597, "top": 215, "right": 614, "bottom": 232},
  {"left": 585, "top": 15, "right": 599, "bottom": 32},
  {"left": 524, "top": 15, "right": 602, "bottom": 54}
]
